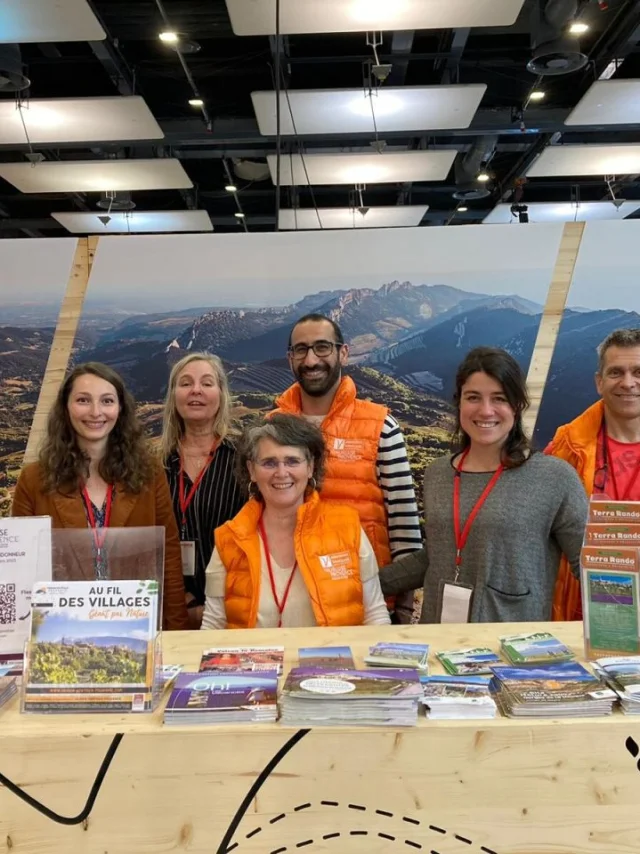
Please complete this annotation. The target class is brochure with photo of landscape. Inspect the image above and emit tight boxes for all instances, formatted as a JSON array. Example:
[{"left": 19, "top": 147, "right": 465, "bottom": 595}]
[
  {"left": 364, "top": 642, "right": 429, "bottom": 670},
  {"left": 164, "top": 671, "right": 278, "bottom": 724},
  {"left": 298, "top": 646, "right": 355, "bottom": 669},
  {"left": 436, "top": 646, "right": 502, "bottom": 675},
  {"left": 199, "top": 646, "right": 284, "bottom": 674}
]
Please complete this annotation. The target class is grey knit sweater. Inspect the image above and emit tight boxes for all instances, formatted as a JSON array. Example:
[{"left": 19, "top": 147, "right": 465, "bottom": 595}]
[{"left": 379, "top": 453, "right": 588, "bottom": 623}]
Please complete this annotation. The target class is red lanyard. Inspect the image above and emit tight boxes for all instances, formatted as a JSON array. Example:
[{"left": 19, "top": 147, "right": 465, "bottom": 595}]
[
  {"left": 453, "top": 448, "right": 504, "bottom": 580},
  {"left": 82, "top": 484, "right": 114, "bottom": 556},
  {"left": 258, "top": 518, "right": 297, "bottom": 628},
  {"left": 601, "top": 423, "right": 640, "bottom": 501},
  {"left": 178, "top": 439, "right": 220, "bottom": 534}
]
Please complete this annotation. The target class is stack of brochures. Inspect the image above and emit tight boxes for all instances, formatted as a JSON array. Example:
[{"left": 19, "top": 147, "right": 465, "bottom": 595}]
[
  {"left": 419, "top": 675, "right": 497, "bottom": 720},
  {"left": 0, "top": 667, "right": 17, "bottom": 710},
  {"left": 279, "top": 667, "right": 422, "bottom": 727},
  {"left": 365, "top": 643, "right": 429, "bottom": 670},
  {"left": 199, "top": 646, "right": 285, "bottom": 675},
  {"left": 499, "top": 631, "right": 576, "bottom": 665},
  {"left": 490, "top": 661, "right": 616, "bottom": 718},
  {"left": 23, "top": 580, "right": 159, "bottom": 713},
  {"left": 591, "top": 657, "right": 640, "bottom": 714},
  {"left": 164, "top": 671, "right": 278, "bottom": 725},
  {"left": 437, "top": 646, "right": 502, "bottom": 675},
  {"left": 298, "top": 646, "right": 355, "bottom": 669}
]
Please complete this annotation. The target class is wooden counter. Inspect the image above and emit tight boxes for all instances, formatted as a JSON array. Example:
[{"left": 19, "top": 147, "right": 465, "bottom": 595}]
[{"left": 1, "top": 622, "right": 639, "bottom": 854}]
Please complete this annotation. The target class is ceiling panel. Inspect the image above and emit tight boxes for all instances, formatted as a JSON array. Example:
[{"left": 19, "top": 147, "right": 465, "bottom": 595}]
[
  {"left": 483, "top": 201, "right": 640, "bottom": 224},
  {"left": 565, "top": 79, "right": 640, "bottom": 127},
  {"left": 279, "top": 205, "right": 429, "bottom": 229},
  {"left": 0, "top": 98, "right": 163, "bottom": 146},
  {"left": 226, "top": 0, "right": 525, "bottom": 35},
  {"left": 0, "top": 0, "right": 105, "bottom": 43},
  {"left": 252, "top": 86, "right": 486, "bottom": 136},
  {"left": 267, "top": 150, "right": 456, "bottom": 185},
  {"left": 0, "top": 160, "right": 192, "bottom": 193},
  {"left": 526, "top": 144, "right": 640, "bottom": 178},
  {"left": 51, "top": 210, "right": 213, "bottom": 234}
]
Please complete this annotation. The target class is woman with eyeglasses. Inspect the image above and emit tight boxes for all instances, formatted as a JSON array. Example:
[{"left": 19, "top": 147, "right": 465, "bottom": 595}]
[{"left": 200, "top": 413, "right": 390, "bottom": 629}]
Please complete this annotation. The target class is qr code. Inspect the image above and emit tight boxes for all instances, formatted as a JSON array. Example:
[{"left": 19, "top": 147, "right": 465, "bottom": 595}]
[{"left": 0, "top": 583, "right": 16, "bottom": 625}]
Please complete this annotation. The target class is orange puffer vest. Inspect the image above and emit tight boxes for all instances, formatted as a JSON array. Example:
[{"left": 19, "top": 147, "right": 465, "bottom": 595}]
[
  {"left": 214, "top": 491, "right": 365, "bottom": 628},
  {"left": 273, "top": 376, "right": 391, "bottom": 568},
  {"left": 546, "top": 400, "right": 602, "bottom": 621}
]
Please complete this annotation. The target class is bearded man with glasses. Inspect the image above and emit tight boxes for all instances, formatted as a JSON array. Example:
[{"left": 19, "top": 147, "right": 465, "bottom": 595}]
[{"left": 272, "top": 313, "right": 422, "bottom": 623}]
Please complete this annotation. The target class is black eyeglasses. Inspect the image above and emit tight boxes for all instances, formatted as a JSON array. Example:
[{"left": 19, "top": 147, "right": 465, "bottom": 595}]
[{"left": 288, "top": 340, "right": 343, "bottom": 360}]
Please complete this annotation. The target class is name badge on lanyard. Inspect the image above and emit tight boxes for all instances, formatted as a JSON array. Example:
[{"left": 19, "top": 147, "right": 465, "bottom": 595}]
[
  {"left": 438, "top": 580, "right": 474, "bottom": 623},
  {"left": 180, "top": 541, "right": 196, "bottom": 577}
]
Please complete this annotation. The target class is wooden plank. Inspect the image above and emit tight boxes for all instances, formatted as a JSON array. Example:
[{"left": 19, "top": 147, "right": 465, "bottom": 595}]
[
  {"left": 524, "top": 221, "right": 585, "bottom": 436},
  {"left": 1, "top": 623, "right": 640, "bottom": 854},
  {"left": 22, "top": 236, "right": 98, "bottom": 465}
]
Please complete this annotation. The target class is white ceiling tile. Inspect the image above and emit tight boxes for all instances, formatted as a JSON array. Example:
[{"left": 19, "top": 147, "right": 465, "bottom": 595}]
[
  {"left": 526, "top": 144, "right": 640, "bottom": 178},
  {"left": 483, "top": 201, "right": 640, "bottom": 224},
  {"left": 253, "top": 86, "right": 486, "bottom": 135},
  {"left": 279, "top": 206, "right": 428, "bottom": 229},
  {"left": 0, "top": 0, "right": 105, "bottom": 43},
  {"left": 0, "top": 159, "right": 193, "bottom": 193},
  {"left": 0, "top": 98, "right": 163, "bottom": 145},
  {"left": 267, "top": 150, "right": 456, "bottom": 185},
  {"left": 51, "top": 211, "right": 213, "bottom": 234},
  {"left": 565, "top": 79, "right": 640, "bottom": 126},
  {"left": 226, "top": 0, "right": 525, "bottom": 35}
]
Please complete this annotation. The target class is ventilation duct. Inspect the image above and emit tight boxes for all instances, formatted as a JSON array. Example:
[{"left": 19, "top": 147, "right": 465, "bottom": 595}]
[
  {"left": 96, "top": 191, "right": 136, "bottom": 211},
  {"left": 452, "top": 136, "right": 498, "bottom": 201},
  {"left": 527, "top": 0, "right": 589, "bottom": 76},
  {"left": 0, "top": 45, "right": 30, "bottom": 93}
]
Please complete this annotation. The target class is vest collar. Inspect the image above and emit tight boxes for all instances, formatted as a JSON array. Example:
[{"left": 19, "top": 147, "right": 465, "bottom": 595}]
[
  {"left": 227, "top": 491, "right": 321, "bottom": 540},
  {"left": 275, "top": 376, "right": 357, "bottom": 419},
  {"left": 561, "top": 400, "right": 604, "bottom": 454}
]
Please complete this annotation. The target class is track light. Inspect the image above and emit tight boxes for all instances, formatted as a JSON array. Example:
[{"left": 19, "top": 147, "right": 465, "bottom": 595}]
[
  {"left": 188, "top": 98, "right": 204, "bottom": 107},
  {"left": 234, "top": 212, "right": 245, "bottom": 219},
  {"left": 477, "top": 172, "right": 490, "bottom": 183},
  {"left": 529, "top": 90, "right": 545, "bottom": 101},
  {"left": 569, "top": 22, "right": 589, "bottom": 35},
  {"left": 225, "top": 184, "right": 237, "bottom": 193},
  {"left": 159, "top": 31, "right": 179, "bottom": 43}
]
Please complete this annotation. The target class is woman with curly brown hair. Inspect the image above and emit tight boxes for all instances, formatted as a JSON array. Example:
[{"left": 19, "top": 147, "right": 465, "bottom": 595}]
[
  {"left": 12, "top": 362, "right": 188, "bottom": 630},
  {"left": 201, "top": 413, "right": 390, "bottom": 629}
]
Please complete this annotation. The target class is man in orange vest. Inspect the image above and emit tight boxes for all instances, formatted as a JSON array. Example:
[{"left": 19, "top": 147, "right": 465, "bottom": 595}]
[
  {"left": 272, "top": 313, "right": 422, "bottom": 622},
  {"left": 546, "top": 328, "right": 640, "bottom": 621}
]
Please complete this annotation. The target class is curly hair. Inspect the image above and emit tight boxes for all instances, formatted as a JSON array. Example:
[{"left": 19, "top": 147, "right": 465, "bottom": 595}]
[
  {"left": 235, "top": 413, "right": 326, "bottom": 501},
  {"left": 39, "top": 362, "right": 155, "bottom": 493},
  {"left": 451, "top": 347, "right": 532, "bottom": 469},
  {"left": 160, "top": 352, "right": 236, "bottom": 459}
]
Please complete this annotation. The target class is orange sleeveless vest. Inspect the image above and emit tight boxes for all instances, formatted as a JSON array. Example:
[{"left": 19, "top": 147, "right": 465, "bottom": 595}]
[
  {"left": 546, "top": 400, "right": 602, "bottom": 621},
  {"left": 273, "top": 377, "right": 391, "bottom": 568},
  {"left": 214, "top": 491, "right": 365, "bottom": 628}
]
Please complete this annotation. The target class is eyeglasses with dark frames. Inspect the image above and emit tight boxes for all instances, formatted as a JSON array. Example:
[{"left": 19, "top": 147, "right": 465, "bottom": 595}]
[{"left": 288, "top": 340, "right": 343, "bottom": 360}]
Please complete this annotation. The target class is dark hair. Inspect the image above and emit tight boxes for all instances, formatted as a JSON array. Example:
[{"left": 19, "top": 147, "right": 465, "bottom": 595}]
[
  {"left": 597, "top": 328, "right": 640, "bottom": 374},
  {"left": 451, "top": 347, "right": 531, "bottom": 469},
  {"left": 39, "top": 362, "right": 155, "bottom": 493},
  {"left": 287, "top": 314, "right": 344, "bottom": 348},
  {"left": 235, "top": 413, "right": 326, "bottom": 501}
]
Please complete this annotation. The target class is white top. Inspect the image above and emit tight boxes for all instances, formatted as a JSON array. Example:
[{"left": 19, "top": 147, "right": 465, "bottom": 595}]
[{"left": 201, "top": 528, "right": 390, "bottom": 628}]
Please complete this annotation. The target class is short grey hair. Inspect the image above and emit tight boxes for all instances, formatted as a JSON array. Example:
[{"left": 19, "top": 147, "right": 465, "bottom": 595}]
[
  {"left": 597, "top": 328, "right": 640, "bottom": 374},
  {"left": 235, "top": 413, "right": 326, "bottom": 500}
]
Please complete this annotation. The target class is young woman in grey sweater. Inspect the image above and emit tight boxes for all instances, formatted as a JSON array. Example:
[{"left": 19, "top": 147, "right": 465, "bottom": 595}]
[{"left": 379, "top": 347, "right": 588, "bottom": 623}]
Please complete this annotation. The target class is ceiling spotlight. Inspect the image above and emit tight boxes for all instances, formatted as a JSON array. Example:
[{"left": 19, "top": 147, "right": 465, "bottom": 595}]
[
  {"left": 457, "top": 206, "right": 468, "bottom": 212},
  {"left": 234, "top": 212, "right": 245, "bottom": 219},
  {"left": 188, "top": 98, "right": 204, "bottom": 107},
  {"left": 225, "top": 184, "right": 238, "bottom": 193},
  {"left": 569, "top": 22, "right": 589, "bottom": 35},
  {"left": 529, "top": 90, "right": 545, "bottom": 101},
  {"left": 477, "top": 172, "right": 490, "bottom": 183},
  {"left": 159, "top": 31, "right": 179, "bottom": 43}
]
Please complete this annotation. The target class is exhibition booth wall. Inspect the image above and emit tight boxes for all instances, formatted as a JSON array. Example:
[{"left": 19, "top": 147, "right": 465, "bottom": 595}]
[{"left": 0, "top": 221, "right": 634, "bottom": 515}]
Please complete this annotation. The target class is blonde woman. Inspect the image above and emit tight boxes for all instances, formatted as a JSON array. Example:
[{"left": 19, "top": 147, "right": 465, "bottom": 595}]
[{"left": 162, "top": 352, "right": 244, "bottom": 628}]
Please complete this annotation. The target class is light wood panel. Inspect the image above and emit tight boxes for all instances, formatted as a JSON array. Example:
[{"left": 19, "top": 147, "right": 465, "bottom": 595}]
[
  {"left": 22, "top": 236, "right": 98, "bottom": 464},
  {"left": 524, "top": 221, "right": 586, "bottom": 436},
  {"left": 1, "top": 622, "right": 640, "bottom": 854}
]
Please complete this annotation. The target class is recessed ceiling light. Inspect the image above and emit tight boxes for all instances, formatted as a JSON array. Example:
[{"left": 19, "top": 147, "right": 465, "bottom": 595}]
[
  {"left": 529, "top": 90, "right": 545, "bottom": 101},
  {"left": 457, "top": 206, "right": 468, "bottom": 212},
  {"left": 569, "top": 22, "right": 589, "bottom": 34},
  {"left": 477, "top": 172, "right": 490, "bottom": 182},
  {"left": 188, "top": 98, "right": 204, "bottom": 107},
  {"left": 234, "top": 211, "right": 245, "bottom": 218},
  {"left": 159, "top": 31, "right": 179, "bottom": 43},
  {"left": 225, "top": 184, "right": 238, "bottom": 192}
]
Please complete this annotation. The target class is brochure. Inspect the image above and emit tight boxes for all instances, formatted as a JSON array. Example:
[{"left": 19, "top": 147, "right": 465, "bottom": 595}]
[
  {"left": 199, "top": 646, "right": 284, "bottom": 675},
  {"left": 584, "top": 523, "right": 640, "bottom": 548},
  {"left": 499, "top": 631, "right": 575, "bottom": 664},
  {"left": 164, "top": 671, "right": 278, "bottom": 724},
  {"left": 298, "top": 646, "right": 355, "bottom": 669},
  {"left": 0, "top": 516, "right": 51, "bottom": 672},
  {"left": 581, "top": 545, "right": 640, "bottom": 657},
  {"left": 589, "top": 501, "right": 640, "bottom": 524},
  {"left": 436, "top": 646, "right": 502, "bottom": 675},
  {"left": 419, "top": 674, "right": 497, "bottom": 719},
  {"left": 364, "top": 642, "right": 429, "bottom": 670},
  {"left": 23, "top": 579, "right": 158, "bottom": 713}
]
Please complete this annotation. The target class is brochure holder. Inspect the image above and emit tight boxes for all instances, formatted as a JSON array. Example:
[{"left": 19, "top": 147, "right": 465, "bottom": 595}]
[{"left": 21, "top": 526, "right": 166, "bottom": 714}]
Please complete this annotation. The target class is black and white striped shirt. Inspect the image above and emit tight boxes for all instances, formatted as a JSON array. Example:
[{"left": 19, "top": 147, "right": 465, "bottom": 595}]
[
  {"left": 377, "top": 414, "right": 423, "bottom": 558},
  {"left": 164, "top": 439, "right": 245, "bottom": 604}
]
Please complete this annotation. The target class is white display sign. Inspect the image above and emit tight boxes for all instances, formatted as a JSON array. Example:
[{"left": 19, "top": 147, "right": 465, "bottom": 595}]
[{"left": 0, "top": 516, "right": 52, "bottom": 663}]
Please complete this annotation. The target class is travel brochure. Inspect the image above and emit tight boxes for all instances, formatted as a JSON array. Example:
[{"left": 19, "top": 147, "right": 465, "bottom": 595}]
[
  {"left": 199, "top": 646, "right": 284, "bottom": 675},
  {"left": 298, "top": 646, "right": 355, "bottom": 669},
  {"left": 164, "top": 671, "right": 278, "bottom": 725},
  {"left": 437, "top": 646, "right": 502, "bottom": 675},
  {"left": 364, "top": 642, "right": 429, "bottom": 670},
  {"left": 419, "top": 675, "right": 497, "bottom": 719},
  {"left": 499, "top": 631, "right": 575, "bottom": 664}
]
